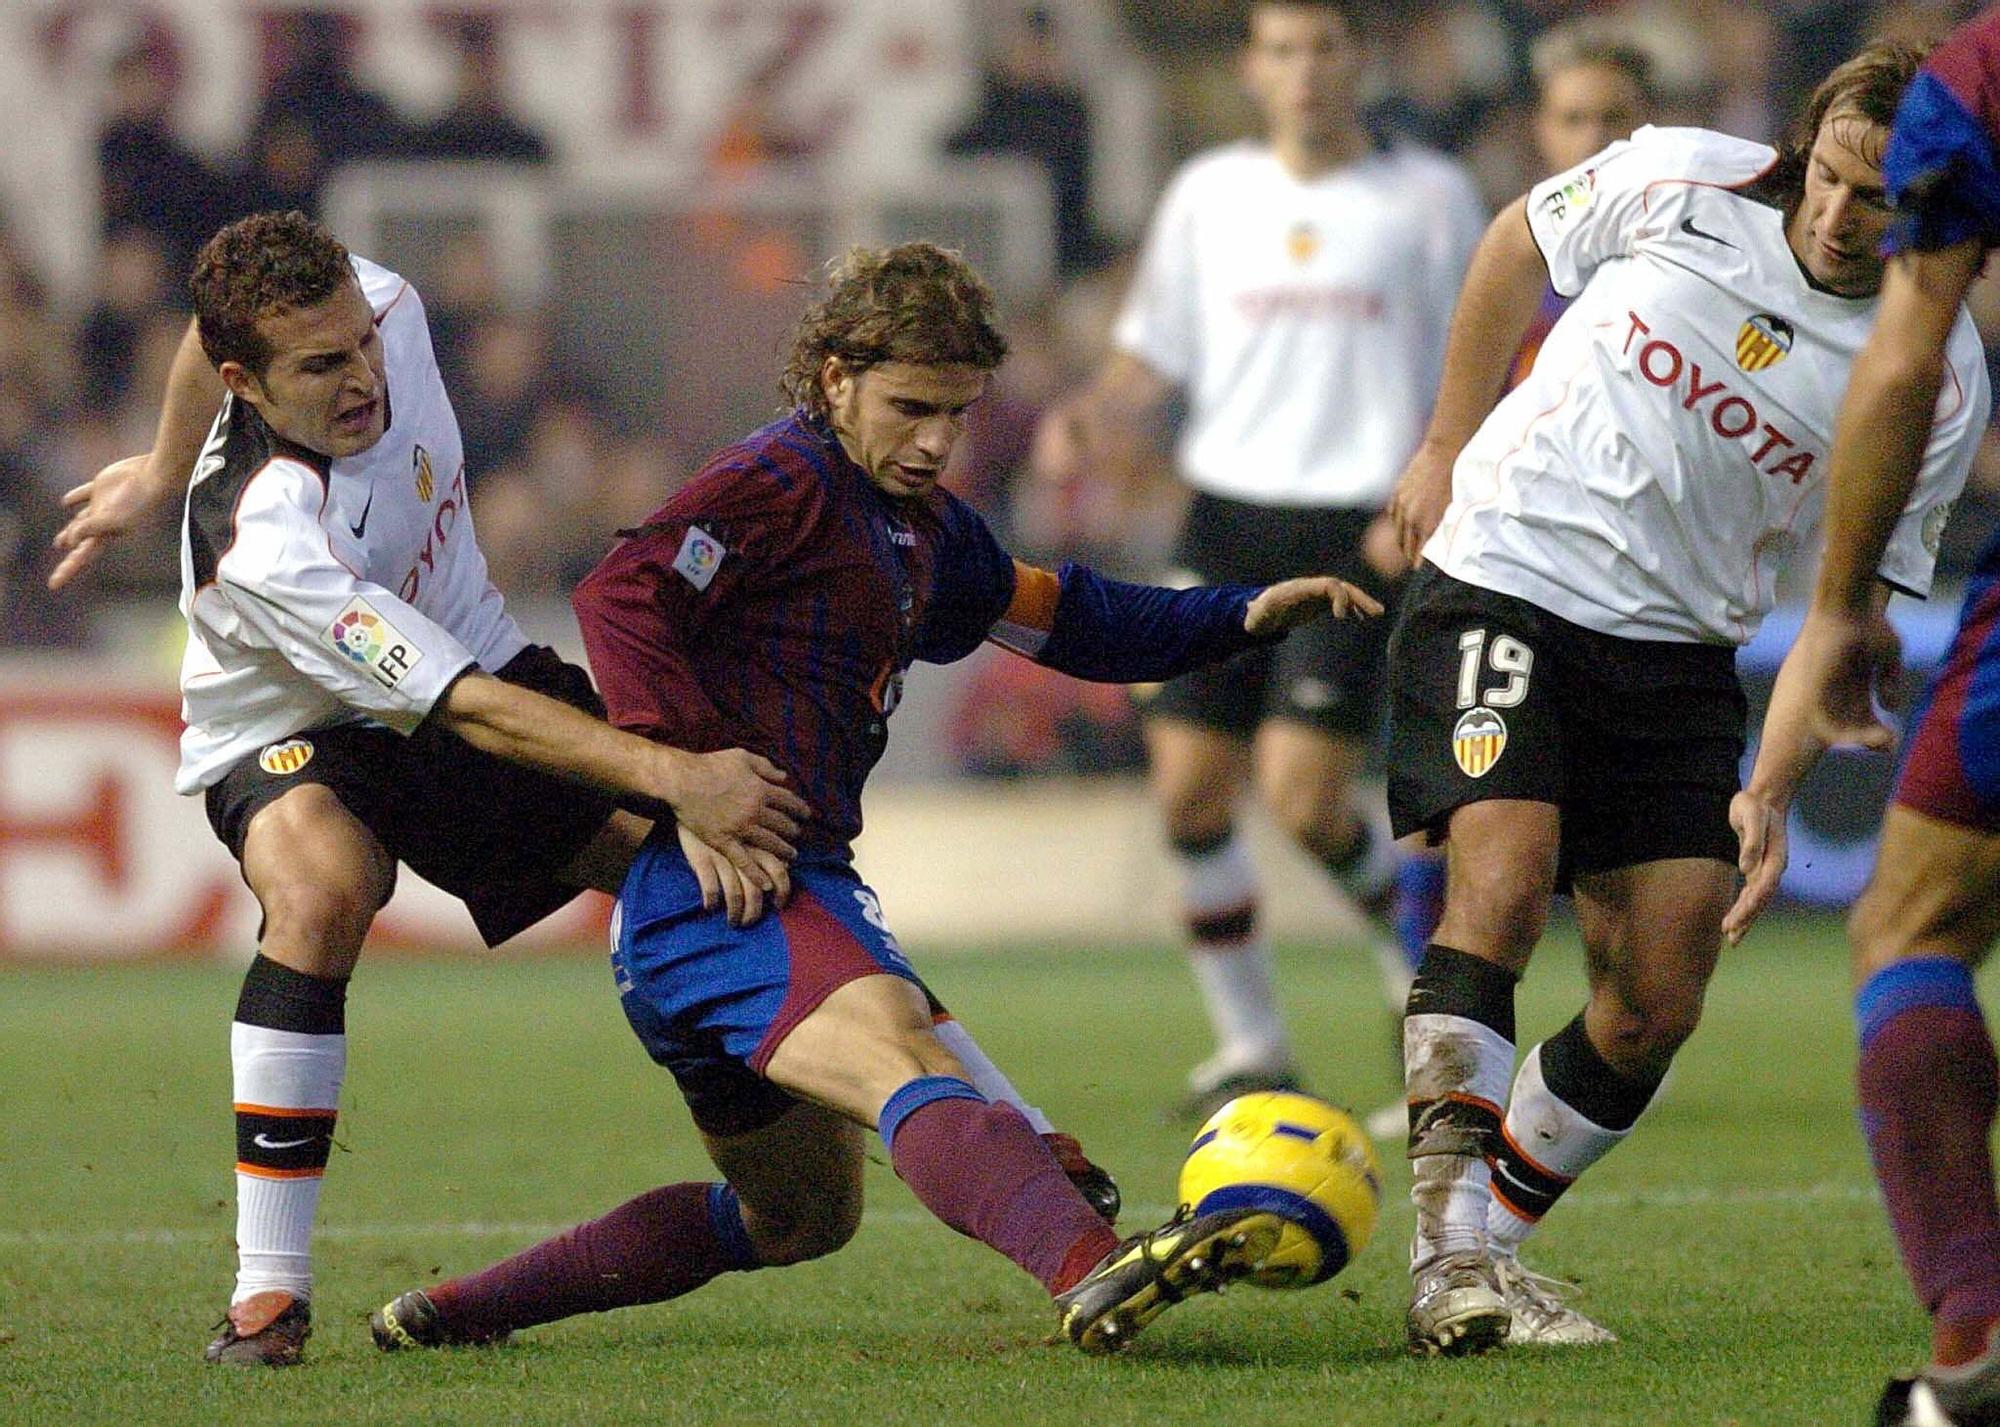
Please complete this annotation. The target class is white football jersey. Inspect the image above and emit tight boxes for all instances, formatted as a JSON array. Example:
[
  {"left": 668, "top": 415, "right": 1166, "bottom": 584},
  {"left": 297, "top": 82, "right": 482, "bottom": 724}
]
[
  {"left": 1427, "top": 126, "right": 1989, "bottom": 645},
  {"left": 1115, "top": 140, "right": 1486, "bottom": 508},
  {"left": 176, "top": 255, "right": 527, "bottom": 793}
]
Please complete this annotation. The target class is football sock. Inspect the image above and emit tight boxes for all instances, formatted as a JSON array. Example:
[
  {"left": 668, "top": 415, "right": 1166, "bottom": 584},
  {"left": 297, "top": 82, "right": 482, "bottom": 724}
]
[
  {"left": 1486, "top": 1015, "right": 1661, "bottom": 1254},
  {"left": 1855, "top": 958, "right": 2000, "bottom": 1366},
  {"left": 1392, "top": 853, "right": 1446, "bottom": 975},
  {"left": 1404, "top": 944, "right": 1517, "bottom": 1267},
  {"left": 881, "top": 1076, "right": 1119, "bottom": 1296},
  {"left": 230, "top": 954, "right": 347, "bottom": 1304},
  {"left": 929, "top": 1013, "right": 1054, "bottom": 1134},
  {"left": 429, "top": 1182, "right": 761, "bottom": 1338},
  {"left": 1173, "top": 828, "right": 1288, "bottom": 1079}
]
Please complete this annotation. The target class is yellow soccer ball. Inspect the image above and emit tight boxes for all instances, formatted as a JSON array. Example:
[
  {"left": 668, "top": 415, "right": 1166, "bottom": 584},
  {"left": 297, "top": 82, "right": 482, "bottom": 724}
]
[{"left": 1178, "top": 1090, "right": 1383, "bottom": 1289}]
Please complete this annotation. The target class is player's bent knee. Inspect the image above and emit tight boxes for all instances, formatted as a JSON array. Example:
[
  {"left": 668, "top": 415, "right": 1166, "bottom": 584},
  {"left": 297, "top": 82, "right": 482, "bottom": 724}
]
[{"left": 749, "top": 1201, "right": 862, "bottom": 1266}]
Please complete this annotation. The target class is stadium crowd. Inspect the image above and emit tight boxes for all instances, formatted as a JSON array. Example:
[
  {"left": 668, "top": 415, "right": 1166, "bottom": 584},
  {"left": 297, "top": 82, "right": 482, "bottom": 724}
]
[{"left": 9, "top": 1, "right": 2000, "bottom": 710}]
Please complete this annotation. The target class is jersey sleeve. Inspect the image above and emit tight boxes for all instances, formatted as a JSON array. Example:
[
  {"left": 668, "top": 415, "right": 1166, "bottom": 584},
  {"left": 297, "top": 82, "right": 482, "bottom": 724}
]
[
  {"left": 569, "top": 478, "right": 765, "bottom": 751},
  {"left": 1882, "top": 66, "right": 2000, "bottom": 255},
  {"left": 200, "top": 461, "right": 478, "bottom": 732},
  {"left": 987, "top": 562, "right": 1268, "bottom": 682},
  {"left": 1111, "top": 161, "right": 1202, "bottom": 383},
  {"left": 913, "top": 497, "right": 1018, "bottom": 665},
  {"left": 1877, "top": 336, "right": 1993, "bottom": 597},
  {"left": 1526, "top": 129, "right": 1720, "bottom": 298}
]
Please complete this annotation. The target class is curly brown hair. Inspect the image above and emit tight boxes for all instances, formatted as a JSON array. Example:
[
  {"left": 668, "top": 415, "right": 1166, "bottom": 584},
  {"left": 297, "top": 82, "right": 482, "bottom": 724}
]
[
  {"left": 190, "top": 211, "right": 355, "bottom": 376},
  {"left": 781, "top": 243, "right": 1009, "bottom": 419}
]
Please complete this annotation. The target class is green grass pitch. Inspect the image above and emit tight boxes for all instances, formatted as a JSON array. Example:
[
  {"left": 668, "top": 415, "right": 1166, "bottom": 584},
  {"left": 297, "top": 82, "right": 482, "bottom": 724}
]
[{"left": 0, "top": 916, "right": 1958, "bottom": 1425}]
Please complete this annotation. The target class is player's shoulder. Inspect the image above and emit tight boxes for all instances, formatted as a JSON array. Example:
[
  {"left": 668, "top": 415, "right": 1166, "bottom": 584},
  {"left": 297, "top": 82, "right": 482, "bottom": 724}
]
[
  {"left": 348, "top": 253, "right": 422, "bottom": 320},
  {"left": 1618, "top": 125, "right": 1778, "bottom": 187},
  {"left": 661, "top": 412, "right": 834, "bottom": 521},
  {"left": 1164, "top": 141, "right": 1277, "bottom": 198},
  {"left": 1944, "top": 304, "right": 1990, "bottom": 392}
]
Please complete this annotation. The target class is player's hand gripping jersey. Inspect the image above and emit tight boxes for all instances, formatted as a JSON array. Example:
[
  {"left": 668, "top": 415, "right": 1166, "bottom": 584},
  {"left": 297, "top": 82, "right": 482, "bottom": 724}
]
[
  {"left": 1115, "top": 141, "right": 1486, "bottom": 508},
  {"left": 572, "top": 412, "right": 1271, "bottom": 858},
  {"left": 177, "top": 257, "right": 525, "bottom": 793},
  {"left": 1426, "top": 125, "right": 1989, "bottom": 645}
]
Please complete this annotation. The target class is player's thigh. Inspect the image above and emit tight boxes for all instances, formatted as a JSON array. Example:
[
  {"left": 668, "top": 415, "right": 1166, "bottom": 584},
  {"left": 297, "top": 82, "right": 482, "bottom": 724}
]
[
  {"left": 701, "top": 1099, "right": 866, "bottom": 1264},
  {"left": 1850, "top": 806, "right": 2000, "bottom": 981},
  {"left": 1143, "top": 716, "right": 1251, "bottom": 838},
  {"left": 760, "top": 973, "right": 966, "bottom": 1126},
  {"left": 239, "top": 783, "right": 396, "bottom": 975},
  {"left": 1572, "top": 856, "right": 1733, "bottom": 1038},
  {"left": 1251, "top": 718, "right": 1369, "bottom": 845}
]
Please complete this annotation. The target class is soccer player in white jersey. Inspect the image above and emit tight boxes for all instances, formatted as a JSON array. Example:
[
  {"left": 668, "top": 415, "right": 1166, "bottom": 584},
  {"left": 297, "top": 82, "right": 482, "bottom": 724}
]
[
  {"left": 1052, "top": 0, "right": 1485, "bottom": 1120},
  {"left": 1380, "top": 41, "right": 1987, "bottom": 1354},
  {"left": 109, "top": 211, "right": 808, "bottom": 1365}
]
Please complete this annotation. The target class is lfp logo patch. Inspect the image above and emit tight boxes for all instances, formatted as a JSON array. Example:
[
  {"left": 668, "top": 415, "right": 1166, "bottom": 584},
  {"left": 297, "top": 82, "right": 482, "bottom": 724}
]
[
  {"left": 258, "top": 738, "right": 315, "bottom": 775},
  {"left": 326, "top": 597, "right": 424, "bottom": 691},
  {"left": 1452, "top": 707, "right": 1507, "bottom": 779},
  {"left": 673, "top": 525, "right": 725, "bottom": 592}
]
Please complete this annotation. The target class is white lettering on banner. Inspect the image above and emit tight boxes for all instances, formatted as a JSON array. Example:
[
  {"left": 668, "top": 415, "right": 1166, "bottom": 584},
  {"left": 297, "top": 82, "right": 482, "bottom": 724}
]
[{"left": 0, "top": 685, "right": 607, "bottom": 959}]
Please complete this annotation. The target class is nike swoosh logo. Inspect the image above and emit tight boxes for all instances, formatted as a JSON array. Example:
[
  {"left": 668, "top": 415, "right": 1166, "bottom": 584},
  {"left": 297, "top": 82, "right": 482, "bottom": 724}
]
[
  {"left": 1679, "top": 215, "right": 1737, "bottom": 249},
  {"left": 349, "top": 489, "right": 374, "bottom": 539},
  {"left": 252, "top": 1133, "right": 319, "bottom": 1151}
]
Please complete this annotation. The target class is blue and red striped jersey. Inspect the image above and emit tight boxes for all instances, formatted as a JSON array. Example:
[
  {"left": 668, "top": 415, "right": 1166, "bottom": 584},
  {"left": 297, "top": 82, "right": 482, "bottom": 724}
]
[
  {"left": 573, "top": 410, "right": 1267, "bottom": 856},
  {"left": 1884, "top": 6, "right": 2000, "bottom": 255}
]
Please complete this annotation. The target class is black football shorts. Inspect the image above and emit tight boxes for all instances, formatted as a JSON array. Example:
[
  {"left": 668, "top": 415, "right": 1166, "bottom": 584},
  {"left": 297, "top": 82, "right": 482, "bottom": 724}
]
[
  {"left": 1142, "top": 492, "right": 1396, "bottom": 740},
  {"left": 1386, "top": 564, "right": 1745, "bottom": 882},
  {"left": 204, "top": 644, "right": 618, "bottom": 946}
]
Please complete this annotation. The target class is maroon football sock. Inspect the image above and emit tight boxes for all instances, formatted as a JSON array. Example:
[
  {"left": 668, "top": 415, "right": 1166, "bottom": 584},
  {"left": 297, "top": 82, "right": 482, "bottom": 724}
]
[
  {"left": 428, "top": 1182, "right": 755, "bottom": 1338},
  {"left": 1857, "top": 1004, "right": 2000, "bottom": 1362},
  {"left": 889, "top": 1097, "right": 1119, "bottom": 1295}
]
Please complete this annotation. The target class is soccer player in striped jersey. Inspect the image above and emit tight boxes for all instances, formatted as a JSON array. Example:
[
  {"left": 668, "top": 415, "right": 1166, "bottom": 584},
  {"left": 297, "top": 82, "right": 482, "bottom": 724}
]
[
  {"left": 1728, "top": 10, "right": 2000, "bottom": 1423},
  {"left": 1383, "top": 41, "right": 1988, "bottom": 1355},
  {"left": 368, "top": 243, "right": 1382, "bottom": 1357}
]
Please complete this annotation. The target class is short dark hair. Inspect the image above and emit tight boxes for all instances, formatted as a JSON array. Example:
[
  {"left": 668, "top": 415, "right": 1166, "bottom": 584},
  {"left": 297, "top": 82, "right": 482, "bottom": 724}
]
[
  {"left": 1769, "top": 38, "right": 1926, "bottom": 214},
  {"left": 1244, "top": 0, "right": 1359, "bottom": 37},
  {"left": 190, "top": 211, "right": 354, "bottom": 375},
  {"left": 1530, "top": 23, "right": 1659, "bottom": 108},
  {"left": 781, "top": 243, "right": 1009, "bottom": 420}
]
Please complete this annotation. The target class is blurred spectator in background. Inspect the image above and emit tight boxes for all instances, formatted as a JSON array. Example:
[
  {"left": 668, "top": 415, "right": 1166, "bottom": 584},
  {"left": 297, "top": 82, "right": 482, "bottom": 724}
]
[
  {"left": 1507, "top": 20, "right": 1660, "bottom": 387},
  {"left": 947, "top": 3, "right": 1109, "bottom": 276},
  {"left": 409, "top": 16, "right": 553, "bottom": 164},
  {"left": 0, "top": 229, "right": 84, "bottom": 642},
  {"left": 97, "top": 35, "right": 231, "bottom": 283},
  {"left": 77, "top": 228, "right": 178, "bottom": 412},
  {"left": 243, "top": 10, "right": 413, "bottom": 216}
]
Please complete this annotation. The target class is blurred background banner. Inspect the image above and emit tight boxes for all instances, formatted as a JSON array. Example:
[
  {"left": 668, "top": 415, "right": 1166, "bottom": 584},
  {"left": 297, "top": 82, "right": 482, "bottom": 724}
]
[{"left": 1, "top": 0, "right": 1995, "bottom": 958}]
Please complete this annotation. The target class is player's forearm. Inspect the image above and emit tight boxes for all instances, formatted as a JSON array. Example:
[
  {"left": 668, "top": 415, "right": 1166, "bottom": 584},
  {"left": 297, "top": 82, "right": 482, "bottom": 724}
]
[
  {"left": 148, "top": 319, "right": 226, "bottom": 488},
  {"left": 1023, "top": 564, "right": 1264, "bottom": 682},
  {"left": 1417, "top": 197, "right": 1548, "bottom": 457},
  {"left": 435, "top": 670, "right": 687, "bottom": 814},
  {"left": 1815, "top": 246, "right": 1981, "bottom": 615}
]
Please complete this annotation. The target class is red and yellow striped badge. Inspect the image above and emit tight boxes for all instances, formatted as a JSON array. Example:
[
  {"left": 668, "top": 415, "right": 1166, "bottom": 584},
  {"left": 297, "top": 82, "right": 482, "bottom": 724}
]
[
  {"left": 1452, "top": 708, "right": 1507, "bottom": 779},
  {"left": 1286, "top": 222, "right": 1320, "bottom": 264},
  {"left": 1736, "top": 313, "right": 1794, "bottom": 373},
  {"left": 258, "top": 738, "right": 315, "bottom": 776},
  {"left": 413, "top": 445, "right": 435, "bottom": 503}
]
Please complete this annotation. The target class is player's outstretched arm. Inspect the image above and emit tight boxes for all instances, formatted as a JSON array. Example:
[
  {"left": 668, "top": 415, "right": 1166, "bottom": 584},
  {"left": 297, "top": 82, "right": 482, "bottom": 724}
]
[
  {"left": 1242, "top": 576, "right": 1384, "bottom": 636},
  {"left": 49, "top": 319, "right": 221, "bottom": 590},
  {"left": 435, "top": 671, "right": 810, "bottom": 890},
  {"left": 1387, "top": 195, "right": 1549, "bottom": 565},
  {"left": 1723, "top": 587, "right": 1900, "bottom": 944}
]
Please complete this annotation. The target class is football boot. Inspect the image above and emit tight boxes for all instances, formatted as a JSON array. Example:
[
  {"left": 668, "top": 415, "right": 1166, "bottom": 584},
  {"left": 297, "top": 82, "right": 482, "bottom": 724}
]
[
  {"left": 1407, "top": 1249, "right": 1511, "bottom": 1356},
  {"left": 1054, "top": 1206, "right": 1281, "bottom": 1354},
  {"left": 1041, "top": 1131, "right": 1121, "bottom": 1224},
  {"left": 370, "top": 1289, "right": 511, "bottom": 1351},
  {"left": 203, "top": 1289, "right": 311, "bottom": 1367},
  {"left": 1491, "top": 1253, "right": 1616, "bottom": 1346},
  {"left": 1166, "top": 1065, "right": 1304, "bottom": 1126},
  {"left": 1877, "top": 1327, "right": 2000, "bottom": 1426}
]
